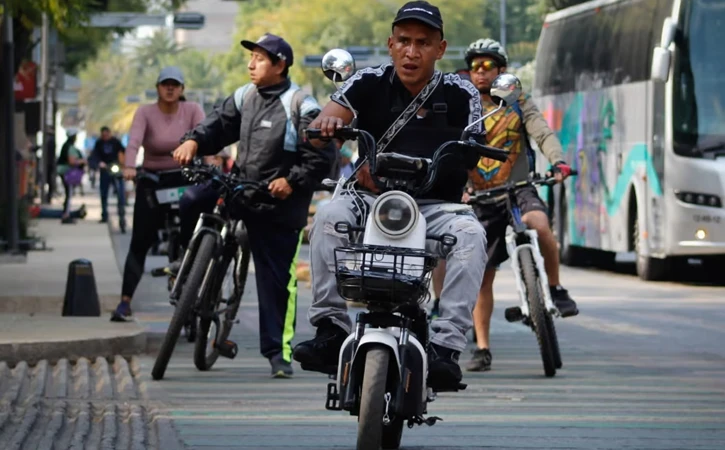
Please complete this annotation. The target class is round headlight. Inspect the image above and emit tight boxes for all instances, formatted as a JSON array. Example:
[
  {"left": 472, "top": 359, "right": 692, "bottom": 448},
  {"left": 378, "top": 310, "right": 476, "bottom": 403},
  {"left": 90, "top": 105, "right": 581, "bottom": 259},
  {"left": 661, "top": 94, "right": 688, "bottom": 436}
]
[{"left": 372, "top": 192, "right": 418, "bottom": 238}]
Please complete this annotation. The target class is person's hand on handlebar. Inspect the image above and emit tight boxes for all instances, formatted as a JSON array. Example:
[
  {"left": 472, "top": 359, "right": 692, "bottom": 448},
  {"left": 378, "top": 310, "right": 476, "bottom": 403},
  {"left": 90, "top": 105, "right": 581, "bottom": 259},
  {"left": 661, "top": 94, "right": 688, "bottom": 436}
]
[
  {"left": 306, "top": 115, "right": 346, "bottom": 147},
  {"left": 268, "top": 177, "right": 293, "bottom": 200},
  {"left": 173, "top": 140, "right": 199, "bottom": 165},
  {"left": 123, "top": 167, "right": 136, "bottom": 181},
  {"left": 356, "top": 162, "right": 380, "bottom": 194},
  {"left": 547, "top": 161, "right": 573, "bottom": 183}
]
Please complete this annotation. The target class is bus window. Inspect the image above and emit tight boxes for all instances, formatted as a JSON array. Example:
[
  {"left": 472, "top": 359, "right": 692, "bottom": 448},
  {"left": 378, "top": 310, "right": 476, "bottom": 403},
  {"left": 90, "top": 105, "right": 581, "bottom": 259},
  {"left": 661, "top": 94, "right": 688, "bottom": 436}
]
[{"left": 672, "top": 0, "right": 725, "bottom": 157}]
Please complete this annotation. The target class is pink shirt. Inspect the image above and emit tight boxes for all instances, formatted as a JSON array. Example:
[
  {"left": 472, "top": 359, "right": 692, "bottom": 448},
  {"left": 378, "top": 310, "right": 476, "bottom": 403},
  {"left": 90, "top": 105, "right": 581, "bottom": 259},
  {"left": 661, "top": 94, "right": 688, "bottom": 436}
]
[{"left": 125, "top": 102, "right": 206, "bottom": 171}]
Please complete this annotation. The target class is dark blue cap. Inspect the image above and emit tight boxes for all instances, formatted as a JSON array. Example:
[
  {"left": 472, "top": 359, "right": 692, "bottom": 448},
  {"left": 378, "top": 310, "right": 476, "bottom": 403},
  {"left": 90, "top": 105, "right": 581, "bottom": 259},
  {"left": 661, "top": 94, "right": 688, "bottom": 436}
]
[
  {"left": 241, "top": 33, "right": 294, "bottom": 67},
  {"left": 393, "top": 1, "right": 444, "bottom": 34}
]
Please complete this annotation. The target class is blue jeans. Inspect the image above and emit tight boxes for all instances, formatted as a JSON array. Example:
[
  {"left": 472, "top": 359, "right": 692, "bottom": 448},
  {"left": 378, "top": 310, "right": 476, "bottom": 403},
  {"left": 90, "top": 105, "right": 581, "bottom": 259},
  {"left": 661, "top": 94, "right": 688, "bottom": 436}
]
[{"left": 100, "top": 169, "right": 126, "bottom": 222}]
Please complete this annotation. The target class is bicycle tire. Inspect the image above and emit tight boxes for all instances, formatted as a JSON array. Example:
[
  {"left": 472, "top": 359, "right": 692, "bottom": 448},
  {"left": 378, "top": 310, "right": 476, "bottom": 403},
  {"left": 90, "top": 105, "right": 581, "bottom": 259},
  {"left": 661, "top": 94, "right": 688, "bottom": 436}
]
[
  {"left": 519, "top": 248, "right": 557, "bottom": 377},
  {"left": 152, "top": 233, "right": 216, "bottom": 380},
  {"left": 195, "top": 225, "right": 251, "bottom": 371}
]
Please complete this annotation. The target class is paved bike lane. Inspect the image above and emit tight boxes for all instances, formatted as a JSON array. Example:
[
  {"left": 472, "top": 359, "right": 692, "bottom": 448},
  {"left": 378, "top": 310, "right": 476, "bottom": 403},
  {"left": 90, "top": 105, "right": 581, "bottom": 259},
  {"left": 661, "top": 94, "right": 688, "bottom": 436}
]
[{"left": 108, "top": 207, "right": 725, "bottom": 449}]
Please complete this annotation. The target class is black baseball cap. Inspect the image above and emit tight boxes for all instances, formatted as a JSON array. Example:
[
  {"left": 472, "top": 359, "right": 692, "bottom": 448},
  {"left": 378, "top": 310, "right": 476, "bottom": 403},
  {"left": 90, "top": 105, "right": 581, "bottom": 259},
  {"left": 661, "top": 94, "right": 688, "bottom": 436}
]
[
  {"left": 241, "top": 33, "right": 294, "bottom": 67},
  {"left": 392, "top": 1, "right": 444, "bottom": 36}
]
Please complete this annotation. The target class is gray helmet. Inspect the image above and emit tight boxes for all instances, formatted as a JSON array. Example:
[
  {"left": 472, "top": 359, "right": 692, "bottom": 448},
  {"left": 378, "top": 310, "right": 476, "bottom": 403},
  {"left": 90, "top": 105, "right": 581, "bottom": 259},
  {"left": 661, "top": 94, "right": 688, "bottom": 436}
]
[{"left": 465, "top": 38, "right": 508, "bottom": 67}]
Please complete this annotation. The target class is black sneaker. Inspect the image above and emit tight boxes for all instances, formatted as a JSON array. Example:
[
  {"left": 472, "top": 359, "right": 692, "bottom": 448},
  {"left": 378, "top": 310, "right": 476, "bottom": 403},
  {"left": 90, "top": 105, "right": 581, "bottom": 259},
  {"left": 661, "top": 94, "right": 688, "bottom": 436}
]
[
  {"left": 110, "top": 301, "right": 133, "bottom": 322},
  {"left": 427, "top": 343, "right": 463, "bottom": 392},
  {"left": 465, "top": 348, "right": 492, "bottom": 372},
  {"left": 270, "top": 354, "right": 294, "bottom": 379},
  {"left": 550, "top": 285, "right": 579, "bottom": 317},
  {"left": 293, "top": 318, "right": 348, "bottom": 375}
]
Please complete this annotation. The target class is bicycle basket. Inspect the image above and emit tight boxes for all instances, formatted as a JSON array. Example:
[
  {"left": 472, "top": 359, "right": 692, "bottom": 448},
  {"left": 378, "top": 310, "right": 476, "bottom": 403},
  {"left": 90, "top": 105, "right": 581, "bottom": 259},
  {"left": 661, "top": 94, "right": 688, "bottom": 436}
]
[{"left": 334, "top": 244, "right": 438, "bottom": 305}]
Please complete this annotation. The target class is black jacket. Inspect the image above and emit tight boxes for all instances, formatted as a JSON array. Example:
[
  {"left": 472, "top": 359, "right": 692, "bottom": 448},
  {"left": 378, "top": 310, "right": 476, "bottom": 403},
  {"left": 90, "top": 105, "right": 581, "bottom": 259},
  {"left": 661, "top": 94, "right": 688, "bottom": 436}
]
[
  {"left": 185, "top": 79, "right": 335, "bottom": 229},
  {"left": 91, "top": 137, "right": 125, "bottom": 166}
]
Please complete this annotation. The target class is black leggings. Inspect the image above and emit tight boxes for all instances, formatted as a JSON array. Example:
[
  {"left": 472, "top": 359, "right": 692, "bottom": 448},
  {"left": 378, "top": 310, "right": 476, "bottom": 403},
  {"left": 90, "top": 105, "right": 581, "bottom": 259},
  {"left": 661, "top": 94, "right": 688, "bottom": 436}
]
[
  {"left": 121, "top": 172, "right": 186, "bottom": 299},
  {"left": 61, "top": 177, "right": 72, "bottom": 215}
]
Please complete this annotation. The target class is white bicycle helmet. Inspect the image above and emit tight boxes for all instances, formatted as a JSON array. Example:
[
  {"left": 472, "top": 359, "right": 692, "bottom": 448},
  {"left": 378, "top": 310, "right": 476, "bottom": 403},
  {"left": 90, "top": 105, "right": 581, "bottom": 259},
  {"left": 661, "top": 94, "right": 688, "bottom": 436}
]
[{"left": 465, "top": 39, "right": 508, "bottom": 67}]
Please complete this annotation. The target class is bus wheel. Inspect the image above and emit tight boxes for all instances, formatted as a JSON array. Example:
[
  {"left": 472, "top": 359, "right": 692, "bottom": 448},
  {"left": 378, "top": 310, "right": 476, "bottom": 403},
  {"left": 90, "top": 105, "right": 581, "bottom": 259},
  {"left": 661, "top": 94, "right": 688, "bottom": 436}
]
[{"left": 633, "top": 217, "right": 670, "bottom": 281}]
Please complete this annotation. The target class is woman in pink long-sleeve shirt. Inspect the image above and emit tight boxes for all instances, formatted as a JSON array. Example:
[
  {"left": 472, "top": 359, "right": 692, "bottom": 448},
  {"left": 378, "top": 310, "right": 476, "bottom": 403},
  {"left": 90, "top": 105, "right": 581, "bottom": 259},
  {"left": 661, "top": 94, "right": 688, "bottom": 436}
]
[{"left": 111, "top": 66, "right": 205, "bottom": 322}]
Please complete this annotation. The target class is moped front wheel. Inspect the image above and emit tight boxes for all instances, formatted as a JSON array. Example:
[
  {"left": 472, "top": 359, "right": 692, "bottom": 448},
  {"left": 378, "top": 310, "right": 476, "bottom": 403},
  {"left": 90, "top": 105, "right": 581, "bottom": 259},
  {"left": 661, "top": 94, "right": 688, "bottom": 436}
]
[
  {"left": 519, "top": 248, "right": 557, "bottom": 377},
  {"left": 357, "top": 345, "right": 404, "bottom": 450}
]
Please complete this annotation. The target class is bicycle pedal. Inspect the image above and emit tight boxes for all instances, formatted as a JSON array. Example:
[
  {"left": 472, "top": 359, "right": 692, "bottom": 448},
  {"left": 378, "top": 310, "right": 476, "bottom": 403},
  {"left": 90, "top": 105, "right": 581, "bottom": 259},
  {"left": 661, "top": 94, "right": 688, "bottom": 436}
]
[
  {"left": 215, "top": 339, "right": 238, "bottom": 359},
  {"left": 504, "top": 306, "right": 524, "bottom": 323}
]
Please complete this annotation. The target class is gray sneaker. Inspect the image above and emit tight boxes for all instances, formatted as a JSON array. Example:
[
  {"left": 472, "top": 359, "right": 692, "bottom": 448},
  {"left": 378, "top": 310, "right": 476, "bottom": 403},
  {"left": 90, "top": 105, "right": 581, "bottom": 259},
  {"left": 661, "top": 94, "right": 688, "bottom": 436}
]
[
  {"left": 270, "top": 354, "right": 293, "bottom": 379},
  {"left": 465, "top": 348, "right": 492, "bottom": 372}
]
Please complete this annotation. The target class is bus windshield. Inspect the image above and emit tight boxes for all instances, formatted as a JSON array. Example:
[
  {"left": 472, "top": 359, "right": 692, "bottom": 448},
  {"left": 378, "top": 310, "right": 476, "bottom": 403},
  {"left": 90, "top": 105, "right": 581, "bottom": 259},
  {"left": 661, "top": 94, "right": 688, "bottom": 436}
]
[{"left": 672, "top": 0, "right": 725, "bottom": 157}]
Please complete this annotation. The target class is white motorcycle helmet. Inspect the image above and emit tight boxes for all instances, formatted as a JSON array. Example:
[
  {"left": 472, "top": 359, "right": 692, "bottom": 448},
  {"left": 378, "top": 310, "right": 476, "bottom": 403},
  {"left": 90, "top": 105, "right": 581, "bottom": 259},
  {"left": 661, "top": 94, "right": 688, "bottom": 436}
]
[{"left": 464, "top": 38, "right": 509, "bottom": 67}]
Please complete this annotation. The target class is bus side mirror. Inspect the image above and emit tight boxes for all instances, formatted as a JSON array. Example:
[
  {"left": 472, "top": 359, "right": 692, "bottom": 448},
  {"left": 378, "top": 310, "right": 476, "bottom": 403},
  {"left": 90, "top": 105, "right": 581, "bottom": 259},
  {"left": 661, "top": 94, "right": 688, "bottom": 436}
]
[
  {"left": 651, "top": 47, "right": 671, "bottom": 83},
  {"left": 660, "top": 17, "right": 677, "bottom": 48}
]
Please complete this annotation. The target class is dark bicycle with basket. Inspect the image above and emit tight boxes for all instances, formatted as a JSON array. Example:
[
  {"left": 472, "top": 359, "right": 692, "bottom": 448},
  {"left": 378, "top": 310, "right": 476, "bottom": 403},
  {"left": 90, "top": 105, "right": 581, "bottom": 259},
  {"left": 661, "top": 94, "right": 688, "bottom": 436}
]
[
  {"left": 303, "top": 49, "right": 523, "bottom": 450},
  {"left": 151, "top": 160, "right": 271, "bottom": 381}
]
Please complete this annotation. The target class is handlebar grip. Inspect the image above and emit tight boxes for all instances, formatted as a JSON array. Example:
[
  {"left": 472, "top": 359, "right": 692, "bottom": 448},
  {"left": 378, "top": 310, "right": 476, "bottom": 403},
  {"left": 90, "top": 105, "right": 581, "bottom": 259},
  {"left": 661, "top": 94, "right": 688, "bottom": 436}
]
[
  {"left": 304, "top": 127, "right": 359, "bottom": 141},
  {"left": 305, "top": 128, "right": 323, "bottom": 140},
  {"left": 476, "top": 144, "right": 509, "bottom": 162}
]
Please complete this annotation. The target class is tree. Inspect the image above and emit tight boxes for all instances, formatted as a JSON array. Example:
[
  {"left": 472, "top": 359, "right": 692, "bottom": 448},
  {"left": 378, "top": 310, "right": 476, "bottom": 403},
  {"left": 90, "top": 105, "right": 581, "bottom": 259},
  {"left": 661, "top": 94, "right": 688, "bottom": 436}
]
[
  {"left": 3, "top": 0, "right": 188, "bottom": 76},
  {"left": 79, "top": 29, "right": 225, "bottom": 134},
  {"left": 219, "top": 0, "right": 505, "bottom": 98}
]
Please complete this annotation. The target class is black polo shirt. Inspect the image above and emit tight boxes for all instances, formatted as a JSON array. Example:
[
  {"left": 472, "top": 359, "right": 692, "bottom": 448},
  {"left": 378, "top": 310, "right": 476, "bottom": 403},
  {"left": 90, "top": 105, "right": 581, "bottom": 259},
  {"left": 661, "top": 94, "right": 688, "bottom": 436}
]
[{"left": 331, "top": 64, "right": 483, "bottom": 202}]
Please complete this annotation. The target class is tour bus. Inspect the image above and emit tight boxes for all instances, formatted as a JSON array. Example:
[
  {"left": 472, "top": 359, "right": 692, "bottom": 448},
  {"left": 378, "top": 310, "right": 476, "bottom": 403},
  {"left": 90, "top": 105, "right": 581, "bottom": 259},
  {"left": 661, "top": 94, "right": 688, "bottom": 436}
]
[{"left": 531, "top": 0, "right": 725, "bottom": 281}]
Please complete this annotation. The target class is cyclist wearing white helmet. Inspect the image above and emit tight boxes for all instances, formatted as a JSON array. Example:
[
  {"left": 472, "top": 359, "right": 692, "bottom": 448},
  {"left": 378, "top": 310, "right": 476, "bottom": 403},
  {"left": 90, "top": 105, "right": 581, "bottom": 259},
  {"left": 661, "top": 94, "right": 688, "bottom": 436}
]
[{"left": 432, "top": 38, "right": 579, "bottom": 372}]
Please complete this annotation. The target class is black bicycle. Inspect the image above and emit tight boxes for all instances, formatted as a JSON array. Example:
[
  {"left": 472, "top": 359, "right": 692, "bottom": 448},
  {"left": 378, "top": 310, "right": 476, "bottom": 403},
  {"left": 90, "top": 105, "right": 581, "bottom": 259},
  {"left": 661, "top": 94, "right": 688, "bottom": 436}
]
[
  {"left": 151, "top": 162, "right": 270, "bottom": 380},
  {"left": 467, "top": 172, "right": 577, "bottom": 377}
]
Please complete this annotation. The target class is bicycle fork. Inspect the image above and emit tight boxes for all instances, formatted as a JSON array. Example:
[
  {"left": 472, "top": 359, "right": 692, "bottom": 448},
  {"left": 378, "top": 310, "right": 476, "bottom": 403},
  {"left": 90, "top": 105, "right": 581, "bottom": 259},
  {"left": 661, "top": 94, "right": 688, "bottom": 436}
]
[{"left": 505, "top": 229, "right": 559, "bottom": 319}]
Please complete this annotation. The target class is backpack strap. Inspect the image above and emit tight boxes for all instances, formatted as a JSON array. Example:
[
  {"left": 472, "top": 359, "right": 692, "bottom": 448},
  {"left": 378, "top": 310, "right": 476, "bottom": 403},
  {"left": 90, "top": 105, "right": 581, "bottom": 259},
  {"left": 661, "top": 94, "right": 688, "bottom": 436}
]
[
  {"left": 511, "top": 101, "right": 536, "bottom": 173},
  {"left": 281, "top": 83, "right": 320, "bottom": 152},
  {"left": 233, "top": 83, "right": 257, "bottom": 111}
]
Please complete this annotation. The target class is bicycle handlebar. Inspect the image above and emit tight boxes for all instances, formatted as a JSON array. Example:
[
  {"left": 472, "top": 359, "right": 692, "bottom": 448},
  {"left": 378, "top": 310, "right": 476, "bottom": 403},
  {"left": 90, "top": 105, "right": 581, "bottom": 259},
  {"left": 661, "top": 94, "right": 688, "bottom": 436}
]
[{"left": 467, "top": 171, "right": 579, "bottom": 204}]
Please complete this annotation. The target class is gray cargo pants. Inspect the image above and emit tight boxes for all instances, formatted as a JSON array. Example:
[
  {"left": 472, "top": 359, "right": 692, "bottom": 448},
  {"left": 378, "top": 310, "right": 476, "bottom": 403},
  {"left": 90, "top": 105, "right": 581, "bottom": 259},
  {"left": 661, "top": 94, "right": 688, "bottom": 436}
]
[{"left": 308, "top": 192, "right": 487, "bottom": 352}]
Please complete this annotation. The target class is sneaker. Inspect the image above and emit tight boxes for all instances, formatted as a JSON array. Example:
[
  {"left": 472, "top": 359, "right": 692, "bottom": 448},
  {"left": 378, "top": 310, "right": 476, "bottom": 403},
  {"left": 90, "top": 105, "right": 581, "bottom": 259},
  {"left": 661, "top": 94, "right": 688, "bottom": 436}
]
[
  {"left": 429, "top": 298, "right": 440, "bottom": 320},
  {"left": 270, "top": 354, "right": 294, "bottom": 379},
  {"left": 465, "top": 348, "right": 492, "bottom": 372},
  {"left": 119, "top": 219, "right": 127, "bottom": 234},
  {"left": 293, "top": 318, "right": 348, "bottom": 375},
  {"left": 110, "top": 301, "right": 133, "bottom": 322},
  {"left": 164, "top": 259, "right": 182, "bottom": 277},
  {"left": 78, "top": 204, "right": 87, "bottom": 219},
  {"left": 427, "top": 343, "right": 463, "bottom": 392},
  {"left": 550, "top": 285, "right": 579, "bottom": 317}
]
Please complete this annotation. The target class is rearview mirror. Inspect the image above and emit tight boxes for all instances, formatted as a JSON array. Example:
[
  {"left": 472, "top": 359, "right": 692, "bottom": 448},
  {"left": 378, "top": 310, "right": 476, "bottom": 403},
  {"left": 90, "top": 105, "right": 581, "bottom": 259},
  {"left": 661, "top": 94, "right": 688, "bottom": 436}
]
[
  {"left": 661, "top": 17, "right": 677, "bottom": 48},
  {"left": 321, "top": 48, "right": 358, "bottom": 125},
  {"left": 490, "top": 73, "right": 522, "bottom": 107},
  {"left": 321, "top": 49, "right": 356, "bottom": 83},
  {"left": 651, "top": 46, "right": 671, "bottom": 82}
]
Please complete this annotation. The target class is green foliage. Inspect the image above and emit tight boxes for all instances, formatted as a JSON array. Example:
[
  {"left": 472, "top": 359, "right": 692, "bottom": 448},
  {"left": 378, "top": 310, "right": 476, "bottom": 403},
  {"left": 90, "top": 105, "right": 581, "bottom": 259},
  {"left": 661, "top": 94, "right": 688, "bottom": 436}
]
[
  {"left": 5, "top": 0, "right": 189, "bottom": 75},
  {"left": 79, "top": 30, "right": 225, "bottom": 133},
  {"left": 218, "top": 0, "right": 543, "bottom": 98}
]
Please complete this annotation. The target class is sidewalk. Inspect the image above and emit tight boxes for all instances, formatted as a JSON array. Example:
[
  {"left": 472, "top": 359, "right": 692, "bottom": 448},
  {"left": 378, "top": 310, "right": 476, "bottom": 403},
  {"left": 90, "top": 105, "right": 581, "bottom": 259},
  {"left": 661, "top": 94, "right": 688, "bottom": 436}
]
[{"left": 0, "top": 184, "right": 146, "bottom": 366}]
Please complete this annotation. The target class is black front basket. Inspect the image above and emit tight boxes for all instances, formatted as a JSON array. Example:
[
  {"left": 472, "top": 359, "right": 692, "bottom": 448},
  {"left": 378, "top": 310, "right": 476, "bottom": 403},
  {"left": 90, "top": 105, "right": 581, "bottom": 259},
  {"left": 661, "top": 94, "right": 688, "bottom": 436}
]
[{"left": 334, "top": 244, "right": 438, "bottom": 305}]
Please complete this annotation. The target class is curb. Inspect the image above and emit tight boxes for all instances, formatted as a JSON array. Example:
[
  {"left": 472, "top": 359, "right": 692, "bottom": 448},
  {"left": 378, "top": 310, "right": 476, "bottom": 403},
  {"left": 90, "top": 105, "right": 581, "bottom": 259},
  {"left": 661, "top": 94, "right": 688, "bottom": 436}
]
[{"left": 0, "top": 326, "right": 147, "bottom": 367}]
